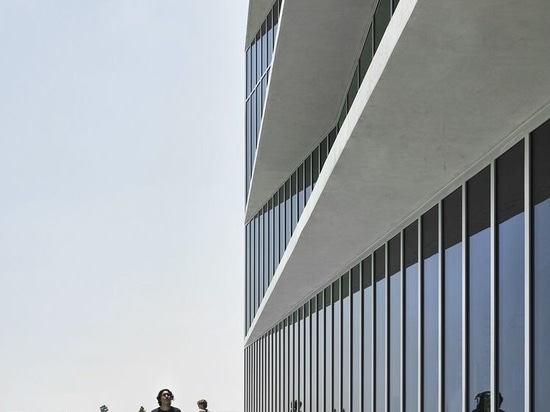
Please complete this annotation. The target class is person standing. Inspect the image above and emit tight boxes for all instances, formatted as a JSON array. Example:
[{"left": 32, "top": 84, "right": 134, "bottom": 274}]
[
  {"left": 197, "top": 398, "right": 208, "bottom": 412},
  {"left": 152, "top": 389, "right": 182, "bottom": 412}
]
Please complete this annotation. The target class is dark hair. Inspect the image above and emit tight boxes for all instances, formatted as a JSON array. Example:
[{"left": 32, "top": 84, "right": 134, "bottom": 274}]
[
  {"left": 157, "top": 389, "right": 174, "bottom": 406},
  {"left": 197, "top": 399, "right": 208, "bottom": 408}
]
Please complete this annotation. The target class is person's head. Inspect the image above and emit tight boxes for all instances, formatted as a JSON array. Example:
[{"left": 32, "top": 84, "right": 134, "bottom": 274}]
[
  {"left": 474, "top": 391, "right": 503, "bottom": 411},
  {"left": 157, "top": 389, "right": 174, "bottom": 407},
  {"left": 197, "top": 399, "right": 208, "bottom": 409}
]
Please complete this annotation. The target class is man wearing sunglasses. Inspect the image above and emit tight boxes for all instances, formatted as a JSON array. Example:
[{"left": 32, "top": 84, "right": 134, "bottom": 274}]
[{"left": 152, "top": 388, "right": 182, "bottom": 412}]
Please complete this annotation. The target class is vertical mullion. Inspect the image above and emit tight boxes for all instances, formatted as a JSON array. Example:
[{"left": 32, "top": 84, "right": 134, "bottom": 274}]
[
  {"left": 400, "top": 231, "right": 405, "bottom": 412},
  {"left": 490, "top": 161, "right": 497, "bottom": 412},
  {"left": 462, "top": 183, "right": 468, "bottom": 412},
  {"left": 417, "top": 217, "right": 423, "bottom": 412},
  {"left": 309, "top": 300, "right": 312, "bottom": 412},
  {"left": 359, "top": 262, "right": 364, "bottom": 412},
  {"left": 340, "top": 277, "right": 344, "bottom": 412},
  {"left": 524, "top": 134, "right": 532, "bottom": 412},
  {"left": 370, "top": 253, "right": 376, "bottom": 412},
  {"left": 438, "top": 201, "right": 444, "bottom": 412},
  {"left": 385, "top": 242, "right": 390, "bottom": 412},
  {"left": 349, "top": 274, "right": 353, "bottom": 412}
]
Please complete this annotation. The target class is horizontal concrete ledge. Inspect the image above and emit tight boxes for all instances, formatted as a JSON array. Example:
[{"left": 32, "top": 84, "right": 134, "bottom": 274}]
[
  {"left": 245, "top": 0, "right": 277, "bottom": 48},
  {"left": 245, "top": 0, "right": 550, "bottom": 344},
  {"left": 245, "top": 0, "right": 376, "bottom": 221}
]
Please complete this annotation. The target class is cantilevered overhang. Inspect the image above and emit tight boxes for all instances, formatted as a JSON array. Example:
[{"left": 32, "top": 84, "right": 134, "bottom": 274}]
[
  {"left": 245, "top": 0, "right": 550, "bottom": 344},
  {"left": 245, "top": 0, "right": 377, "bottom": 221},
  {"left": 245, "top": 0, "right": 276, "bottom": 47}
]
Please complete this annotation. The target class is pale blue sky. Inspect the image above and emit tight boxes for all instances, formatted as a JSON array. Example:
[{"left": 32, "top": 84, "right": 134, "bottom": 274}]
[{"left": 0, "top": 1, "right": 246, "bottom": 411}]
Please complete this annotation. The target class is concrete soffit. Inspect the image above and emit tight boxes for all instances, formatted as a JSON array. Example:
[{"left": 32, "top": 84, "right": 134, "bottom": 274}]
[
  {"left": 245, "top": 0, "right": 550, "bottom": 344},
  {"left": 245, "top": 0, "right": 376, "bottom": 221}
]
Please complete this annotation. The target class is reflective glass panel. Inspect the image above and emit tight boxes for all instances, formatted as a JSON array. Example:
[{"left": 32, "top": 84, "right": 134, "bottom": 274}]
[
  {"left": 320, "top": 137, "right": 328, "bottom": 172},
  {"left": 325, "top": 288, "right": 333, "bottom": 412},
  {"left": 246, "top": 46, "right": 251, "bottom": 96},
  {"left": 280, "top": 186, "right": 286, "bottom": 255},
  {"left": 251, "top": 39, "right": 256, "bottom": 89},
  {"left": 311, "top": 298, "right": 317, "bottom": 412},
  {"left": 375, "top": 246, "right": 386, "bottom": 412},
  {"left": 497, "top": 142, "right": 525, "bottom": 412},
  {"left": 286, "top": 180, "right": 292, "bottom": 246},
  {"left": 389, "top": 234, "right": 401, "bottom": 412},
  {"left": 305, "top": 304, "right": 310, "bottom": 412},
  {"left": 374, "top": 0, "right": 391, "bottom": 52},
  {"left": 467, "top": 167, "right": 491, "bottom": 411},
  {"left": 259, "top": 210, "right": 264, "bottom": 298},
  {"left": 261, "top": 22, "right": 267, "bottom": 75},
  {"left": 338, "top": 101, "right": 347, "bottom": 132},
  {"left": 359, "top": 27, "right": 373, "bottom": 82},
  {"left": 363, "top": 256, "right": 373, "bottom": 412},
  {"left": 267, "top": 11, "right": 273, "bottom": 65},
  {"left": 351, "top": 264, "right": 361, "bottom": 412},
  {"left": 404, "top": 221, "right": 419, "bottom": 412},
  {"left": 268, "top": 201, "right": 273, "bottom": 283},
  {"left": 298, "top": 164, "right": 305, "bottom": 218},
  {"left": 305, "top": 156, "right": 312, "bottom": 203},
  {"left": 443, "top": 188, "right": 462, "bottom": 412},
  {"left": 318, "top": 293, "right": 325, "bottom": 412},
  {"left": 422, "top": 206, "right": 439, "bottom": 412},
  {"left": 274, "top": 192, "right": 280, "bottom": 272},
  {"left": 342, "top": 273, "right": 351, "bottom": 412},
  {"left": 532, "top": 120, "right": 550, "bottom": 411},
  {"left": 297, "top": 310, "right": 303, "bottom": 412},
  {"left": 291, "top": 171, "right": 298, "bottom": 233},
  {"left": 287, "top": 315, "right": 296, "bottom": 409},
  {"left": 333, "top": 281, "right": 341, "bottom": 412},
  {"left": 312, "top": 148, "right": 320, "bottom": 189},
  {"left": 348, "top": 67, "right": 359, "bottom": 109}
]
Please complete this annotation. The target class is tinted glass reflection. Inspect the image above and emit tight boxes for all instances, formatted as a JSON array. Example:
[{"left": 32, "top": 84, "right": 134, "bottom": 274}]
[
  {"left": 389, "top": 235, "right": 401, "bottom": 412},
  {"left": 375, "top": 246, "right": 386, "bottom": 412},
  {"left": 342, "top": 273, "right": 350, "bottom": 412},
  {"left": 374, "top": 0, "right": 391, "bottom": 52},
  {"left": 422, "top": 206, "right": 439, "bottom": 412},
  {"left": 467, "top": 168, "right": 491, "bottom": 411},
  {"left": 318, "top": 293, "right": 325, "bottom": 412},
  {"left": 305, "top": 305, "right": 310, "bottom": 412},
  {"left": 351, "top": 265, "right": 361, "bottom": 412},
  {"left": 497, "top": 142, "right": 525, "bottom": 412},
  {"left": 359, "top": 28, "right": 373, "bottom": 81},
  {"left": 532, "top": 120, "right": 550, "bottom": 411},
  {"left": 325, "top": 288, "right": 332, "bottom": 412},
  {"left": 404, "top": 222, "right": 419, "bottom": 412},
  {"left": 311, "top": 298, "right": 318, "bottom": 412},
  {"left": 443, "top": 189, "right": 462, "bottom": 412},
  {"left": 333, "top": 281, "right": 342, "bottom": 412},
  {"left": 363, "top": 257, "right": 373, "bottom": 412}
]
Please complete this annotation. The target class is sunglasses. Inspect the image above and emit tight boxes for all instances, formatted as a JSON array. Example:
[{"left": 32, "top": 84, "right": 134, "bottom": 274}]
[{"left": 162, "top": 393, "right": 173, "bottom": 399}]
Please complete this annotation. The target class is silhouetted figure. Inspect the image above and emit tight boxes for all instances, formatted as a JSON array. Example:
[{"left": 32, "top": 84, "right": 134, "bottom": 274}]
[
  {"left": 289, "top": 400, "right": 302, "bottom": 412},
  {"left": 152, "top": 389, "right": 181, "bottom": 412},
  {"left": 472, "top": 391, "right": 505, "bottom": 412},
  {"left": 197, "top": 398, "right": 208, "bottom": 412}
]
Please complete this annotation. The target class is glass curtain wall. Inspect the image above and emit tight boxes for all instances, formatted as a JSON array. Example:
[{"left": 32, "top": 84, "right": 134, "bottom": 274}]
[
  {"left": 245, "top": 126, "right": 337, "bottom": 333},
  {"left": 245, "top": 0, "right": 282, "bottom": 196},
  {"left": 245, "top": 0, "right": 407, "bottom": 335},
  {"left": 244, "top": 120, "right": 549, "bottom": 412}
]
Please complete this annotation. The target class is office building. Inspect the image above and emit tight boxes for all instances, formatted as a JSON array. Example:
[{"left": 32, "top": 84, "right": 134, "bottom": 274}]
[{"left": 243, "top": 0, "right": 550, "bottom": 410}]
